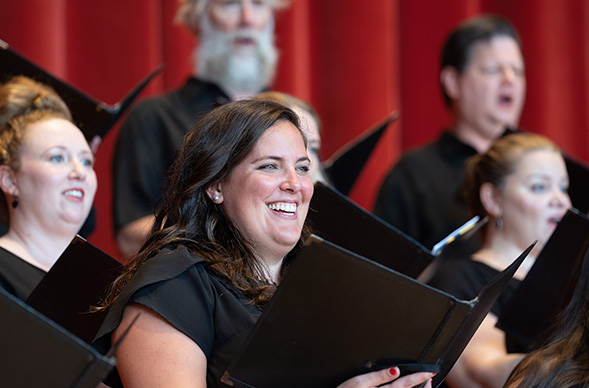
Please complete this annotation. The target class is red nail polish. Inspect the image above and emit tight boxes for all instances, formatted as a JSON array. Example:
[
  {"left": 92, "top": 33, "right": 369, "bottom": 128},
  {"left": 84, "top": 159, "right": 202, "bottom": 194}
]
[{"left": 389, "top": 367, "right": 398, "bottom": 376}]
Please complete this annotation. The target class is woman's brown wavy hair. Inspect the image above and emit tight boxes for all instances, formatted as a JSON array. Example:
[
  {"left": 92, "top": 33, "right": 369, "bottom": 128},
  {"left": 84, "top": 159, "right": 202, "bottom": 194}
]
[{"left": 104, "top": 99, "right": 311, "bottom": 309}]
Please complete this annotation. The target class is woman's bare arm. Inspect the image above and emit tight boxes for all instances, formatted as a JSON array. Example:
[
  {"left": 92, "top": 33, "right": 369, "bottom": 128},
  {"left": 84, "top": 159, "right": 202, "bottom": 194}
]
[
  {"left": 112, "top": 303, "right": 208, "bottom": 388},
  {"left": 445, "top": 314, "right": 525, "bottom": 388}
]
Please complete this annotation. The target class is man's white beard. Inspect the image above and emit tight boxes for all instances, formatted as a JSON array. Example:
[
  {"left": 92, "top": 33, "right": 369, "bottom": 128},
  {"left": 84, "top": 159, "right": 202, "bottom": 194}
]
[{"left": 194, "top": 16, "right": 278, "bottom": 99}]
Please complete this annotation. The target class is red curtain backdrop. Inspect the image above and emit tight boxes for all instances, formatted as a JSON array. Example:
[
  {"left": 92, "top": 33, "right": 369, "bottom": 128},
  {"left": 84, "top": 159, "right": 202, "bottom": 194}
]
[{"left": 1, "top": 0, "right": 587, "bottom": 260}]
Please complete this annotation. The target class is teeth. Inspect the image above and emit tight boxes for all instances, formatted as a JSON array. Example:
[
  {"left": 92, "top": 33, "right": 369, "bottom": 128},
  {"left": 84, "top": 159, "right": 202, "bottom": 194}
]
[
  {"left": 64, "top": 189, "right": 83, "bottom": 198},
  {"left": 268, "top": 203, "right": 296, "bottom": 214}
]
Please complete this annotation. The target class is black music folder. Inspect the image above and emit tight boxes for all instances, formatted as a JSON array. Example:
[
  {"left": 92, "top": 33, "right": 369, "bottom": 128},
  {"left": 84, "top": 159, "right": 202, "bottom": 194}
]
[
  {"left": 307, "top": 182, "right": 483, "bottom": 279},
  {"left": 222, "top": 236, "right": 534, "bottom": 388},
  {"left": 0, "top": 38, "right": 162, "bottom": 142},
  {"left": 0, "top": 287, "right": 115, "bottom": 388},
  {"left": 497, "top": 208, "right": 589, "bottom": 351},
  {"left": 323, "top": 111, "right": 399, "bottom": 195},
  {"left": 26, "top": 235, "right": 123, "bottom": 344}
]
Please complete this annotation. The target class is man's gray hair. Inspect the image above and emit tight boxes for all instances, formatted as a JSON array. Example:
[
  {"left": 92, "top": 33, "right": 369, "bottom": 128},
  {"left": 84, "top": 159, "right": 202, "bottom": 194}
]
[{"left": 176, "top": 0, "right": 290, "bottom": 35}]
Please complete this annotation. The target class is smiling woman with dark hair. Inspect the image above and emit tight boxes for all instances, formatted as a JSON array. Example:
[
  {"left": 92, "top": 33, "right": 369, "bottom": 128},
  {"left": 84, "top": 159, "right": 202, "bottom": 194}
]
[{"left": 95, "top": 99, "right": 435, "bottom": 388}]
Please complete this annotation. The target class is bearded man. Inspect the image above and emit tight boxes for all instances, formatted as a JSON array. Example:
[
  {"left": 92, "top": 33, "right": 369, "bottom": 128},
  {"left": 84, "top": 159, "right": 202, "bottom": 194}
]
[{"left": 112, "top": 0, "right": 287, "bottom": 257}]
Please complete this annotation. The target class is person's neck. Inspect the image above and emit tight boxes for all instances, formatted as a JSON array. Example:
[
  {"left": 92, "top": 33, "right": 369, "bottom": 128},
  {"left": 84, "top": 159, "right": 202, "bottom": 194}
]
[
  {"left": 0, "top": 220, "right": 75, "bottom": 272},
  {"left": 450, "top": 120, "right": 502, "bottom": 154},
  {"left": 257, "top": 252, "right": 285, "bottom": 285},
  {"left": 266, "top": 259, "right": 283, "bottom": 285},
  {"left": 473, "top": 232, "right": 538, "bottom": 280}
]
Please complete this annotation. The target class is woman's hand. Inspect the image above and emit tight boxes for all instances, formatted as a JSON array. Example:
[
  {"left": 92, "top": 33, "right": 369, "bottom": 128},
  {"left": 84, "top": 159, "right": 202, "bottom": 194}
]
[{"left": 337, "top": 367, "right": 435, "bottom": 388}]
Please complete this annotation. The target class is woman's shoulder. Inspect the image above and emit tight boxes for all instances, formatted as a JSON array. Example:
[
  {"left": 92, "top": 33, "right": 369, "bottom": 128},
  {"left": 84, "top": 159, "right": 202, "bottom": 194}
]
[
  {"left": 431, "top": 257, "right": 498, "bottom": 281},
  {"left": 131, "top": 245, "right": 208, "bottom": 286},
  {"left": 0, "top": 245, "right": 46, "bottom": 300},
  {"left": 94, "top": 246, "right": 208, "bottom": 339},
  {"left": 428, "top": 258, "right": 499, "bottom": 301},
  {"left": 95, "top": 244, "right": 259, "bottom": 360},
  {"left": 119, "top": 245, "right": 215, "bottom": 305}
]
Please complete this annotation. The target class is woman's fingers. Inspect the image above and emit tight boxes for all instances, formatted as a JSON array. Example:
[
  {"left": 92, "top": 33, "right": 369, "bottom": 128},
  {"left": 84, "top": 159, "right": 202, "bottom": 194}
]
[
  {"left": 337, "top": 367, "right": 400, "bottom": 388},
  {"left": 383, "top": 371, "right": 435, "bottom": 388},
  {"left": 336, "top": 367, "right": 435, "bottom": 388}
]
